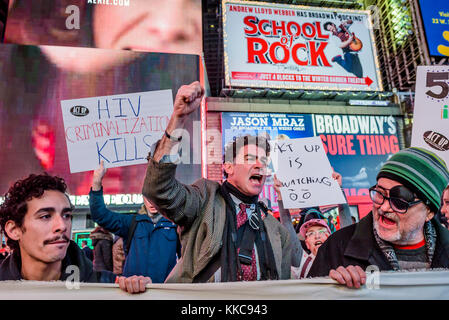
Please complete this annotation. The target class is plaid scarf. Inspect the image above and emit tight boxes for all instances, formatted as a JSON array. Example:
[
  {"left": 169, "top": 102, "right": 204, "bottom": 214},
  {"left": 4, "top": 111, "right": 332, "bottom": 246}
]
[{"left": 373, "top": 220, "right": 436, "bottom": 271}]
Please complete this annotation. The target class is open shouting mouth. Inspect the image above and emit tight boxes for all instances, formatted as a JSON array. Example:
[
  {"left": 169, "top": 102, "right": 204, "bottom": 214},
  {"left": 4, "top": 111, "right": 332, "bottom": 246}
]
[
  {"left": 378, "top": 213, "right": 398, "bottom": 229},
  {"left": 314, "top": 241, "right": 323, "bottom": 247},
  {"left": 250, "top": 174, "right": 263, "bottom": 184}
]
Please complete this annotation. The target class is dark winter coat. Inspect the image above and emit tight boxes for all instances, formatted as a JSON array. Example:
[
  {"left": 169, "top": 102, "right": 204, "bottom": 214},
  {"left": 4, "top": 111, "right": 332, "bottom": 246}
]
[
  {"left": 90, "top": 230, "right": 114, "bottom": 272},
  {"left": 82, "top": 246, "right": 94, "bottom": 261},
  {"left": 89, "top": 188, "right": 179, "bottom": 283},
  {"left": 308, "top": 211, "right": 449, "bottom": 278},
  {"left": 0, "top": 241, "right": 116, "bottom": 283}
]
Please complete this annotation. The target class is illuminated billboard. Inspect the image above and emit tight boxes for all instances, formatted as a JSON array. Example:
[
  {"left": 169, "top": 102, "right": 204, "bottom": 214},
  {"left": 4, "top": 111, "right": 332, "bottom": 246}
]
[
  {"left": 418, "top": 0, "right": 449, "bottom": 57},
  {"left": 222, "top": 0, "right": 383, "bottom": 91}
]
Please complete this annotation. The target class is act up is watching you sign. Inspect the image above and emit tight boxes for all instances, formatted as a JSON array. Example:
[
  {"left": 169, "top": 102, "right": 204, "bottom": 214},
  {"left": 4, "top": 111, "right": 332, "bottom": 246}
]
[{"left": 271, "top": 136, "right": 347, "bottom": 209}]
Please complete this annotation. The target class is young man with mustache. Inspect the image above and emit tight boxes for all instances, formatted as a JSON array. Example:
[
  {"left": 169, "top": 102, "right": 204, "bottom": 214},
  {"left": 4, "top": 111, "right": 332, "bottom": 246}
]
[
  {"left": 142, "top": 81, "right": 291, "bottom": 283},
  {"left": 308, "top": 147, "right": 449, "bottom": 288},
  {"left": 0, "top": 173, "right": 151, "bottom": 293}
]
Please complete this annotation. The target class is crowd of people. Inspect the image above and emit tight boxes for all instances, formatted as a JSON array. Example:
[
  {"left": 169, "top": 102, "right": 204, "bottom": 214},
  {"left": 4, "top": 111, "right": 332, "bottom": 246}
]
[{"left": 0, "top": 82, "right": 449, "bottom": 295}]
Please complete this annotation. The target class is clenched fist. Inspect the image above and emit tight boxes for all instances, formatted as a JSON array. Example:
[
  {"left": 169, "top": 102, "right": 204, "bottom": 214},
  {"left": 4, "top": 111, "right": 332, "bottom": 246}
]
[{"left": 172, "top": 81, "right": 205, "bottom": 119}]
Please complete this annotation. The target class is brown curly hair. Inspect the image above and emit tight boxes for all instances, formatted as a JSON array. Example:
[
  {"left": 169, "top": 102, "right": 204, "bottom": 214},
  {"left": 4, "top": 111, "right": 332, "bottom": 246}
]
[{"left": 0, "top": 173, "right": 72, "bottom": 250}]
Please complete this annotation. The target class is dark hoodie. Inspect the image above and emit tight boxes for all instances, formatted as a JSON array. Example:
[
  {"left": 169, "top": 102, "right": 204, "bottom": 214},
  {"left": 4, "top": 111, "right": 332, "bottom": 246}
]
[{"left": 0, "top": 241, "right": 116, "bottom": 283}]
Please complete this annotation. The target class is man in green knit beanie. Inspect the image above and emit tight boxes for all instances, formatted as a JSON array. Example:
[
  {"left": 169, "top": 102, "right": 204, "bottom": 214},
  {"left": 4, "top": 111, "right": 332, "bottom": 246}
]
[{"left": 308, "top": 147, "right": 449, "bottom": 288}]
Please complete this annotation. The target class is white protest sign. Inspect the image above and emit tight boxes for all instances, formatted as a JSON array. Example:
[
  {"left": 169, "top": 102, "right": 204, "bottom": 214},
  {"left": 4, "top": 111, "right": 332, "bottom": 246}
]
[
  {"left": 411, "top": 66, "right": 449, "bottom": 165},
  {"left": 61, "top": 90, "right": 173, "bottom": 173},
  {"left": 271, "top": 136, "right": 346, "bottom": 209}
]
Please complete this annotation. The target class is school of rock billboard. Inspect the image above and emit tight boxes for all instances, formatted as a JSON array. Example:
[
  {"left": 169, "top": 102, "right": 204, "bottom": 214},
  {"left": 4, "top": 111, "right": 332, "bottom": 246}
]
[
  {"left": 221, "top": 112, "right": 403, "bottom": 206},
  {"left": 223, "top": 0, "right": 383, "bottom": 91}
]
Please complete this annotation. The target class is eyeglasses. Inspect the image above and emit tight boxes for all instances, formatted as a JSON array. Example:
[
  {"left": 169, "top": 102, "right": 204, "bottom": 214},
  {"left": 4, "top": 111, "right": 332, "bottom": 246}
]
[
  {"left": 305, "top": 229, "right": 329, "bottom": 238},
  {"left": 369, "top": 186, "right": 422, "bottom": 214}
]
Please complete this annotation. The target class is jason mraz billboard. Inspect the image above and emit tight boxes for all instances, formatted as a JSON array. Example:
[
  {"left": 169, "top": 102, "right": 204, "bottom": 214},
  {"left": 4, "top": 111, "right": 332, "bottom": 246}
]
[{"left": 223, "top": 0, "right": 383, "bottom": 91}]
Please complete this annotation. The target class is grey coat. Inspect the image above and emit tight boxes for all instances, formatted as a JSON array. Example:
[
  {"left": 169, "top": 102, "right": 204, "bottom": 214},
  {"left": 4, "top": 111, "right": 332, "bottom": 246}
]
[{"left": 142, "top": 157, "right": 292, "bottom": 283}]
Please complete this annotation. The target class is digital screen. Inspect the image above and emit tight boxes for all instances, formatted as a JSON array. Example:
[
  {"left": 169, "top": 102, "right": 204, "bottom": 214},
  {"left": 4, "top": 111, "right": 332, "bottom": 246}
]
[
  {"left": 0, "top": 44, "right": 201, "bottom": 195},
  {"left": 0, "top": 0, "right": 202, "bottom": 196},
  {"left": 73, "top": 231, "right": 93, "bottom": 249}
]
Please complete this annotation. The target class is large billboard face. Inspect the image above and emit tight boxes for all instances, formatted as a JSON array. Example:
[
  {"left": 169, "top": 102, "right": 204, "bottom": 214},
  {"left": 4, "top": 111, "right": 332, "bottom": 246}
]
[
  {"left": 418, "top": 0, "right": 449, "bottom": 57},
  {"left": 0, "top": 44, "right": 201, "bottom": 196},
  {"left": 221, "top": 112, "right": 402, "bottom": 207},
  {"left": 223, "top": 0, "right": 382, "bottom": 91},
  {"left": 4, "top": 0, "right": 202, "bottom": 54}
]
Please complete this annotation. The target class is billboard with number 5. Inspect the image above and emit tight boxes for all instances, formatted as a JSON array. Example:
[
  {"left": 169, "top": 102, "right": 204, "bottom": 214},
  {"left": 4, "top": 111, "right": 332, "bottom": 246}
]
[{"left": 411, "top": 66, "right": 449, "bottom": 165}]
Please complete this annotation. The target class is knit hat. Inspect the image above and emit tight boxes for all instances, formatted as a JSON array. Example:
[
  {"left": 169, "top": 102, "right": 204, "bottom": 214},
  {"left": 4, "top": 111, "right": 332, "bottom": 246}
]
[
  {"left": 377, "top": 147, "right": 449, "bottom": 213},
  {"left": 299, "top": 218, "right": 331, "bottom": 240},
  {"left": 299, "top": 208, "right": 331, "bottom": 239}
]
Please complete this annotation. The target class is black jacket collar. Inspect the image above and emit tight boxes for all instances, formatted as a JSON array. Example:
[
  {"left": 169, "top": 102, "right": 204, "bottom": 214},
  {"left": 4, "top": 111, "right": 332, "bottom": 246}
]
[
  {"left": 0, "top": 241, "right": 95, "bottom": 281},
  {"left": 343, "top": 211, "right": 383, "bottom": 263},
  {"left": 344, "top": 211, "right": 449, "bottom": 269}
]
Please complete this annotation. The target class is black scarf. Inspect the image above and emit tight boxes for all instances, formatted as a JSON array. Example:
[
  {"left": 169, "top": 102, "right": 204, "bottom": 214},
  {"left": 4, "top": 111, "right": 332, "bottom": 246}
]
[
  {"left": 219, "top": 181, "right": 279, "bottom": 282},
  {"left": 222, "top": 180, "right": 259, "bottom": 204}
]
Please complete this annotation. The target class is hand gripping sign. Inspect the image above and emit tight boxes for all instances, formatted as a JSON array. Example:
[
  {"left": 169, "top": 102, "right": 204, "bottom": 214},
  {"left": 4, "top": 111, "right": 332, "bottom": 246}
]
[
  {"left": 270, "top": 136, "right": 347, "bottom": 209},
  {"left": 61, "top": 90, "right": 173, "bottom": 173}
]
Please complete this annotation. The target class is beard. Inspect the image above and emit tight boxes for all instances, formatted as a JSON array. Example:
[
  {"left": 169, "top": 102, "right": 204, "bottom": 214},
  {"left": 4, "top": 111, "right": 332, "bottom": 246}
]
[{"left": 373, "top": 209, "right": 424, "bottom": 245}]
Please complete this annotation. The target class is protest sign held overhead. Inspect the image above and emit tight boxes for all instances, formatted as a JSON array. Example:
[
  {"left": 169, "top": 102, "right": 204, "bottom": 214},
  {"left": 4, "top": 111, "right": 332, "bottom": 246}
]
[
  {"left": 271, "top": 136, "right": 346, "bottom": 209},
  {"left": 61, "top": 90, "right": 173, "bottom": 173}
]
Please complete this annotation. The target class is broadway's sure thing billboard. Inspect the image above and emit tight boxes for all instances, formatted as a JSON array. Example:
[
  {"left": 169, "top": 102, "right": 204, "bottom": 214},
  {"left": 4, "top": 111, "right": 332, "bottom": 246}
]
[{"left": 223, "top": 0, "right": 382, "bottom": 91}]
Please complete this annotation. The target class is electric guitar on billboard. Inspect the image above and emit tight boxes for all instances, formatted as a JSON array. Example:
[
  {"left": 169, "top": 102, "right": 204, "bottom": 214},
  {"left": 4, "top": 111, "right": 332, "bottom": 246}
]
[{"left": 342, "top": 23, "right": 363, "bottom": 52}]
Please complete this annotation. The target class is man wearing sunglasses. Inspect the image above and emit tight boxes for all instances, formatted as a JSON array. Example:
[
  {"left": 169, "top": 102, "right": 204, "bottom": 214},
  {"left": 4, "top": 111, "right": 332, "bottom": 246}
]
[{"left": 308, "top": 147, "right": 449, "bottom": 288}]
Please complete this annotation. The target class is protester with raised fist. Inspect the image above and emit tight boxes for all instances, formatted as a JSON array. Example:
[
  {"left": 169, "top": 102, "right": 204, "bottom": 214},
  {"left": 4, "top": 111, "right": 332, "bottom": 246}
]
[{"left": 142, "top": 81, "right": 292, "bottom": 283}]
